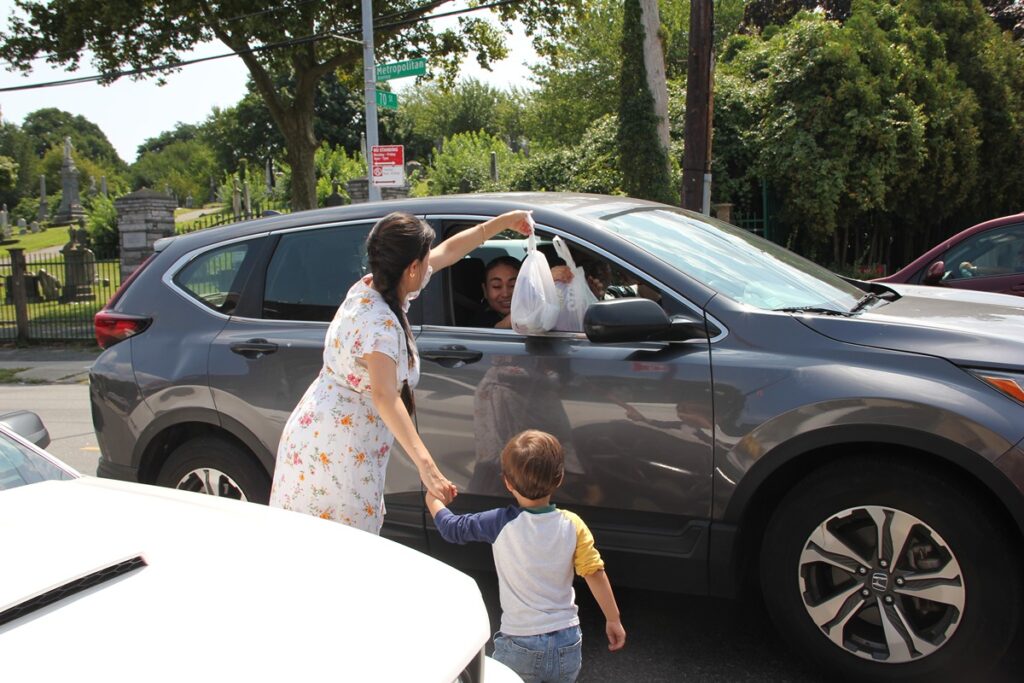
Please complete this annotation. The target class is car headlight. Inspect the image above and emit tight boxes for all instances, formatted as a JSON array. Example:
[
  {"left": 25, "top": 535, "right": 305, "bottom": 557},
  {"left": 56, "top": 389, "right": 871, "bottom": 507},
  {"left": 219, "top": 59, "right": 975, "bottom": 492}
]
[{"left": 968, "top": 369, "right": 1024, "bottom": 405}]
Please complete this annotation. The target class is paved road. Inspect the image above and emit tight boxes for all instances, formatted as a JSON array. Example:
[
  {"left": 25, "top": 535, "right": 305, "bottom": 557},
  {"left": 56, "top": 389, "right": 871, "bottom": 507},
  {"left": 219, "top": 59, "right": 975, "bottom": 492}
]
[{"left": 0, "top": 382, "right": 97, "bottom": 474}]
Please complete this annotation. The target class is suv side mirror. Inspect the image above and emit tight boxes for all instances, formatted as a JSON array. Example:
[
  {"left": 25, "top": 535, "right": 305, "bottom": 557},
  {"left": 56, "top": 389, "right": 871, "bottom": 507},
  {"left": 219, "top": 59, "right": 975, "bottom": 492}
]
[
  {"left": 584, "top": 299, "right": 709, "bottom": 344},
  {"left": 922, "top": 260, "right": 945, "bottom": 285}
]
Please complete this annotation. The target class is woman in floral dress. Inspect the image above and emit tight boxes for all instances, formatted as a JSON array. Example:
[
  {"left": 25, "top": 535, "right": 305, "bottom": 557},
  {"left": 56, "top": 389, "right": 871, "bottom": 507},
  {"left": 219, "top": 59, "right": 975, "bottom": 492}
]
[{"left": 269, "top": 210, "right": 534, "bottom": 533}]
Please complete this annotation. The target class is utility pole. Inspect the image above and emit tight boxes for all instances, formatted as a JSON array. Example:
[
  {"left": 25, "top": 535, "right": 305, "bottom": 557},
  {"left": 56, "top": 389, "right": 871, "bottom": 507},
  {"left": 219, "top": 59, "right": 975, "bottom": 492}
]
[
  {"left": 681, "top": 0, "right": 714, "bottom": 214},
  {"left": 361, "top": 0, "right": 382, "bottom": 202}
]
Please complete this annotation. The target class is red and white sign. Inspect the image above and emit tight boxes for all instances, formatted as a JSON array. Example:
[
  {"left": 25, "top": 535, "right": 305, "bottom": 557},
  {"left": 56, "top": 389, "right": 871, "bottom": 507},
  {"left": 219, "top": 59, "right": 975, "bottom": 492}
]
[{"left": 371, "top": 145, "right": 405, "bottom": 187}]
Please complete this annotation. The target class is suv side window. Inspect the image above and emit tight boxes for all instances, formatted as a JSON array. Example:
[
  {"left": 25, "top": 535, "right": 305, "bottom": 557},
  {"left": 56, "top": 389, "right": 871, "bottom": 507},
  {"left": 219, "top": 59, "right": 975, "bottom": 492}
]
[
  {"left": 263, "top": 224, "right": 373, "bottom": 322},
  {"left": 943, "top": 224, "right": 1024, "bottom": 280},
  {"left": 174, "top": 241, "right": 253, "bottom": 315}
]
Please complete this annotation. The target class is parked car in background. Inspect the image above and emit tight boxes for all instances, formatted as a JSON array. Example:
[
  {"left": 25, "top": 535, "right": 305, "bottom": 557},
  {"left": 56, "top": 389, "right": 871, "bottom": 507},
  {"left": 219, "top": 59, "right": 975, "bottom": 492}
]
[
  {"left": 90, "top": 192, "right": 1024, "bottom": 681},
  {"left": 0, "top": 415, "right": 519, "bottom": 682},
  {"left": 878, "top": 212, "right": 1024, "bottom": 296}
]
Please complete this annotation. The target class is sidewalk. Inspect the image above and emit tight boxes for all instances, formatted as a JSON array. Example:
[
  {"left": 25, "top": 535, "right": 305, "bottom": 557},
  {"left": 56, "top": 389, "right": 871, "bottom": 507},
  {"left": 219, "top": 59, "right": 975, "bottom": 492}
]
[{"left": 0, "top": 346, "right": 100, "bottom": 384}]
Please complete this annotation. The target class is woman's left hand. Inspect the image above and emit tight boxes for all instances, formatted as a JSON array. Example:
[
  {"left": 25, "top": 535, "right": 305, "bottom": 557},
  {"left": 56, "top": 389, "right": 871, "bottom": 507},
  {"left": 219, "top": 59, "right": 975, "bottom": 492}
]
[{"left": 492, "top": 210, "right": 533, "bottom": 237}]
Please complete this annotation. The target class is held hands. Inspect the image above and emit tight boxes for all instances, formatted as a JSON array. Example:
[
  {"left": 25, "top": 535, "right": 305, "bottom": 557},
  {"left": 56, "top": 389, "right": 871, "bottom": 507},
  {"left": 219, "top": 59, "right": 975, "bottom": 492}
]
[
  {"left": 419, "top": 460, "right": 457, "bottom": 505},
  {"left": 551, "top": 265, "right": 574, "bottom": 284},
  {"left": 606, "top": 620, "right": 626, "bottom": 651}
]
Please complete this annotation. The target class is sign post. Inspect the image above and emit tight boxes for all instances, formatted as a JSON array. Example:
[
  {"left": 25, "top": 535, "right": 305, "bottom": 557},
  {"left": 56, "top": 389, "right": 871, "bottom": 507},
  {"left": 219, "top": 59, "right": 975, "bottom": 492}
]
[
  {"left": 361, "top": 0, "right": 381, "bottom": 202},
  {"left": 371, "top": 145, "right": 406, "bottom": 188}
]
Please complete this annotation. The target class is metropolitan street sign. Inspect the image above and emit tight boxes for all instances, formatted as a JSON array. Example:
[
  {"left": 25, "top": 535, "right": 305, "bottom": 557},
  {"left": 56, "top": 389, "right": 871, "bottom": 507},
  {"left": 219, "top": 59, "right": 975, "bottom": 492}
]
[
  {"left": 377, "top": 58, "right": 427, "bottom": 82},
  {"left": 376, "top": 90, "right": 399, "bottom": 111}
]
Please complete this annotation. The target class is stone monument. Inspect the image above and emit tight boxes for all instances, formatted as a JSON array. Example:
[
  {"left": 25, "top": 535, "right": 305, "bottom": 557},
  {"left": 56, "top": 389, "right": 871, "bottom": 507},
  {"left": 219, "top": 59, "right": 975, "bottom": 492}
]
[
  {"left": 53, "top": 136, "right": 87, "bottom": 225},
  {"left": 60, "top": 219, "right": 96, "bottom": 302},
  {"left": 17, "top": 218, "right": 27, "bottom": 235},
  {"left": 0, "top": 204, "right": 9, "bottom": 241},
  {"left": 38, "top": 174, "right": 48, "bottom": 222},
  {"left": 324, "top": 180, "right": 346, "bottom": 207}
]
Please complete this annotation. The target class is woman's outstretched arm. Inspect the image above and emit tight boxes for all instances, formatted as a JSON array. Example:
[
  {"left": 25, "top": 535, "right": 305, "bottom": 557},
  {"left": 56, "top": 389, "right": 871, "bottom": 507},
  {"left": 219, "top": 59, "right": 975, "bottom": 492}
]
[{"left": 428, "top": 210, "right": 533, "bottom": 271}]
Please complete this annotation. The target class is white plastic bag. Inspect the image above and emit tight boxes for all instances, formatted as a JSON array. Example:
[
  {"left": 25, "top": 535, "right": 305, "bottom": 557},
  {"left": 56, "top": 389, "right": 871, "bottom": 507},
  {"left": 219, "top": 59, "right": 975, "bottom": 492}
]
[
  {"left": 511, "top": 232, "right": 560, "bottom": 335},
  {"left": 552, "top": 236, "right": 599, "bottom": 332}
]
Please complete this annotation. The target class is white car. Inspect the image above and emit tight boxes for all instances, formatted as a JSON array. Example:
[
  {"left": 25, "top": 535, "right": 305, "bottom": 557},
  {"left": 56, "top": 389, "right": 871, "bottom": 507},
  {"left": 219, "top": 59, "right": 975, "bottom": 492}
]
[{"left": 0, "top": 419, "right": 520, "bottom": 682}]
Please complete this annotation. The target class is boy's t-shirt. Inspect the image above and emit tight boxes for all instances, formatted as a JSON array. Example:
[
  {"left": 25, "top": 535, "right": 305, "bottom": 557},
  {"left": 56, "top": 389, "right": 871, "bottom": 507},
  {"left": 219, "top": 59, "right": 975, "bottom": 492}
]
[{"left": 433, "top": 504, "right": 604, "bottom": 637}]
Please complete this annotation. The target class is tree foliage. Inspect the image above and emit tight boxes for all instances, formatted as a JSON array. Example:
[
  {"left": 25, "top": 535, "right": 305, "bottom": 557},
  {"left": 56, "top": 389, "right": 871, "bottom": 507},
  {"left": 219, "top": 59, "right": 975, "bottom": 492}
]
[
  {"left": 131, "top": 139, "right": 220, "bottom": 202},
  {"left": 0, "top": 0, "right": 586, "bottom": 211},
  {"left": 415, "top": 131, "right": 524, "bottom": 196},
  {"left": 21, "top": 108, "right": 125, "bottom": 170},
  {"left": 509, "top": 114, "right": 623, "bottom": 194},
  {"left": 714, "top": 0, "right": 1024, "bottom": 267}
]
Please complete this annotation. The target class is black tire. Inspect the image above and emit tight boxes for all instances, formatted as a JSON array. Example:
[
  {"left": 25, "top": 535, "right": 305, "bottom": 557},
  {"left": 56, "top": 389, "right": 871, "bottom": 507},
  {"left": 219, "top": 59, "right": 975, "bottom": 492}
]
[
  {"left": 156, "top": 436, "right": 270, "bottom": 504},
  {"left": 761, "top": 456, "right": 1020, "bottom": 683}
]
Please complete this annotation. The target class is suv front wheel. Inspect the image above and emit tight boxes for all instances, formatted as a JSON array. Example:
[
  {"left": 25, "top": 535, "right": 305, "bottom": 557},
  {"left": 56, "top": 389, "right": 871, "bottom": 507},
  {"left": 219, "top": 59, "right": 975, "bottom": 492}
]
[
  {"left": 156, "top": 436, "right": 271, "bottom": 504},
  {"left": 761, "top": 456, "right": 1020, "bottom": 682}
]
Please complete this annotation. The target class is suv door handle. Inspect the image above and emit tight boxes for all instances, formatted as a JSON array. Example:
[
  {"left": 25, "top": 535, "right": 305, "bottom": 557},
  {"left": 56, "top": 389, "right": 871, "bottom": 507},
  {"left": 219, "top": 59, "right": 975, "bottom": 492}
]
[
  {"left": 230, "top": 339, "right": 279, "bottom": 358},
  {"left": 421, "top": 345, "right": 483, "bottom": 368}
]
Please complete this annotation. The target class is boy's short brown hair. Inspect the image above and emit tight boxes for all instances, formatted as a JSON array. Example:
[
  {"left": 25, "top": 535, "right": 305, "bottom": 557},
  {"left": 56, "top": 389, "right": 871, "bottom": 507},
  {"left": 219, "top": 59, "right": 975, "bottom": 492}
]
[{"left": 501, "top": 430, "right": 564, "bottom": 500}]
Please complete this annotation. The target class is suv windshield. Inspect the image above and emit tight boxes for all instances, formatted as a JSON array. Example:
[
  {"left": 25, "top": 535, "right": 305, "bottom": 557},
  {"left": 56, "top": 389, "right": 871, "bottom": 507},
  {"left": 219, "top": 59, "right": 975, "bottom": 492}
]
[
  {"left": 0, "top": 431, "right": 74, "bottom": 491},
  {"left": 582, "top": 206, "right": 864, "bottom": 312}
]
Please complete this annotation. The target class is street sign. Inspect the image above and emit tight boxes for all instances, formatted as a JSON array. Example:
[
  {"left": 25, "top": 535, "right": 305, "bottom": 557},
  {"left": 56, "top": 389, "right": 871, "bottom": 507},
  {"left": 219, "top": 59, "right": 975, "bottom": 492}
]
[
  {"left": 377, "top": 58, "right": 427, "bottom": 82},
  {"left": 371, "top": 145, "right": 405, "bottom": 187},
  {"left": 375, "top": 90, "right": 399, "bottom": 111}
]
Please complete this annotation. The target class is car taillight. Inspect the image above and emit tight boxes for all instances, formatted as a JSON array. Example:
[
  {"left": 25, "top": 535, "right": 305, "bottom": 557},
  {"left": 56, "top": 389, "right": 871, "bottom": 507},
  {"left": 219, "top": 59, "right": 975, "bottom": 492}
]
[
  {"left": 94, "top": 311, "right": 152, "bottom": 349},
  {"left": 94, "top": 254, "right": 157, "bottom": 349}
]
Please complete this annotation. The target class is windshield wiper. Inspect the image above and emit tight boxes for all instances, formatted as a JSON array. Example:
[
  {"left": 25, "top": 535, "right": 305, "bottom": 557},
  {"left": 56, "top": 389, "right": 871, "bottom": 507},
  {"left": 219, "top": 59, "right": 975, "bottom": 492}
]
[{"left": 774, "top": 306, "right": 851, "bottom": 316}]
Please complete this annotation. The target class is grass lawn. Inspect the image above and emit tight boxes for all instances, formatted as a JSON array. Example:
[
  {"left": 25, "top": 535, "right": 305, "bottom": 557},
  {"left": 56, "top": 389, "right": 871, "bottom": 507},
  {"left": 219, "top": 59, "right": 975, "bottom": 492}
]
[{"left": 2, "top": 226, "right": 71, "bottom": 255}]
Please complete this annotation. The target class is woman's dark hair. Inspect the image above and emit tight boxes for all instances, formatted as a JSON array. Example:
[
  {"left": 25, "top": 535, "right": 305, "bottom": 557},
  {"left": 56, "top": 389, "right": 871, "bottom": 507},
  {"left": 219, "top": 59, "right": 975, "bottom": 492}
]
[
  {"left": 366, "top": 212, "right": 435, "bottom": 415},
  {"left": 483, "top": 255, "right": 522, "bottom": 281}
]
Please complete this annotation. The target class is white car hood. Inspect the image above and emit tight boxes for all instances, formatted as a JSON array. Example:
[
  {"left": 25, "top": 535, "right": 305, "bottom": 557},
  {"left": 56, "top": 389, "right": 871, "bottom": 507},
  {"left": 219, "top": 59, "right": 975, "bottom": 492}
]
[{"left": 0, "top": 478, "right": 491, "bottom": 681}]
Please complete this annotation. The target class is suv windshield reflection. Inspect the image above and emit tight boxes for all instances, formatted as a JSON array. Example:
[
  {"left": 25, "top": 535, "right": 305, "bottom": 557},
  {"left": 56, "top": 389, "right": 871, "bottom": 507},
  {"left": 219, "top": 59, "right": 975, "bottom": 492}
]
[{"left": 584, "top": 206, "right": 864, "bottom": 312}]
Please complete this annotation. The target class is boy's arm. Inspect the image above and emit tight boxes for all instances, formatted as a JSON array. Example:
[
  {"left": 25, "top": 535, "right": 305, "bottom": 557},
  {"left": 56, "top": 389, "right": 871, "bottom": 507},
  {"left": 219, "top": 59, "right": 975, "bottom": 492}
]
[
  {"left": 583, "top": 570, "right": 626, "bottom": 651},
  {"left": 426, "top": 492, "right": 513, "bottom": 545}
]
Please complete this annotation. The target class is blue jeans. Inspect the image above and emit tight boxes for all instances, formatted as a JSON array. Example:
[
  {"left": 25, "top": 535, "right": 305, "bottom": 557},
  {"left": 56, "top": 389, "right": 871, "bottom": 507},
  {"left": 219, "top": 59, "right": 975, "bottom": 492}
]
[{"left": 493, "top": 625, "right": 583, "bottom": 683}]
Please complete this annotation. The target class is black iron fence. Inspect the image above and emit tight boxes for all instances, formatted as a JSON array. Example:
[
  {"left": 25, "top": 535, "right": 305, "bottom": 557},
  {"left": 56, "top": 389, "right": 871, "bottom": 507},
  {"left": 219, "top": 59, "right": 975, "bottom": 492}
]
[
  {"left": 0, "top": 250, "right": 120, "bottom": 343},
  {"left": 178, "top": 198, "right": 291, "bottom": 234}
]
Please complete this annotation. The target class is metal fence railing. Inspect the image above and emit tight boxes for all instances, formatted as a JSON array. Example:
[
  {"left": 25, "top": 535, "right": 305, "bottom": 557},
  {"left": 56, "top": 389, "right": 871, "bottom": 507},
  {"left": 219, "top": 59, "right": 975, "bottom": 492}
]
[
  {"left": 178, "top": 199, "right": 291, "bottom": 234},
  {"left": 0, "top": 251, "right": 121, "bottom": 342}
]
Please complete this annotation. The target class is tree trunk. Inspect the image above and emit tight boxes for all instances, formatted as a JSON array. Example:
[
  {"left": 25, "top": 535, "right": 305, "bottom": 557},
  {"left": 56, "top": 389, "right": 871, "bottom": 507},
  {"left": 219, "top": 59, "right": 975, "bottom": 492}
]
[
  {"left": 639, "top": 0, "right": 670, "bottom": 153},
  {"left": 278, "top": 100, "right": 319, "bottom": 212}
]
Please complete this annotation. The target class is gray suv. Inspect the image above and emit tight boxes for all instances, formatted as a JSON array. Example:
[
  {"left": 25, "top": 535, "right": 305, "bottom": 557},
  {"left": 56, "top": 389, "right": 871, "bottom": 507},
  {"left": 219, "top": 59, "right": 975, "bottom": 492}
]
[{"left": 91, "top": 193, "right": 1024, "bottom": 682}]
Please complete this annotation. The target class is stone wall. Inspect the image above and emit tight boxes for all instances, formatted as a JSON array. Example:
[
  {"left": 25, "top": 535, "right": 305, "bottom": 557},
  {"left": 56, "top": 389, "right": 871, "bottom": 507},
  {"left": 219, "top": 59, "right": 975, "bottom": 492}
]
[{"left": 114, "top": 188, "right": 177, "bottom": 280}]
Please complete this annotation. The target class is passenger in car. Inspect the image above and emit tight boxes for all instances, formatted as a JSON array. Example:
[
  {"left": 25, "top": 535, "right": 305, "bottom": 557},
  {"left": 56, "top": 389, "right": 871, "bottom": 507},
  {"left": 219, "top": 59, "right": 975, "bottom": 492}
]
[
  {"left": 472, "top": 255, "right": 575, "bottom": 328},
  {"left": 475, "top": 256, "right": 521, "bottom": 328}
]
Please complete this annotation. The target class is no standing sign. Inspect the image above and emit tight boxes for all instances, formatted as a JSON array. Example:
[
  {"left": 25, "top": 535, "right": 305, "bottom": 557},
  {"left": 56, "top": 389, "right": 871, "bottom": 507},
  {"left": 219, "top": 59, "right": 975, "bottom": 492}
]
[{"left": 371, "top": 145, "right": 405, "bottom": 187}]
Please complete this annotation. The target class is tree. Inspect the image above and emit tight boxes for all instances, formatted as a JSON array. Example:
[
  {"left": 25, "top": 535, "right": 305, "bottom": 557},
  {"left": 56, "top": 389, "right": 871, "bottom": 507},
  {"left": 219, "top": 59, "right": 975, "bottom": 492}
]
[
  {"left": 618, "top": 0, "right": 674, "bottom": 204},
  {"left": 131, "top": 138, "right": 220, "bottom": 202},
  {"left": 20, "top": 108, "right": 125, "bottom": 170},
  {"left": 0, "top": 122, "right": 39, "bottom": 209},
  {"left": 0, "top": 1, "right": 585, "bottom": 211},
  {"left": 136, "top": 123, "right": 202, "bottom": 158}
]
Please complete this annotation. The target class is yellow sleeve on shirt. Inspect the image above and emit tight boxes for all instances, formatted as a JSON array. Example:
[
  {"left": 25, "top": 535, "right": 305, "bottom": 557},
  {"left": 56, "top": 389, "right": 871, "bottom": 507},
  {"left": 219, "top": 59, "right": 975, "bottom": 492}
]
[{"left": 561, "top": 509, "right": 605, "bottom": 577}]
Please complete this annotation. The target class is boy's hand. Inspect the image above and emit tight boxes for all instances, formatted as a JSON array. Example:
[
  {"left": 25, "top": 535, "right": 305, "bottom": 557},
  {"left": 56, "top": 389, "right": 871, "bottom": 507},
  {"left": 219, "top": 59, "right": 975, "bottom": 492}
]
[
  {"left": 425, "top": 491, "right": 447, "bottom": 518},
  {"left": 605, "top": 620, "right": 626, "bottom": 651}
]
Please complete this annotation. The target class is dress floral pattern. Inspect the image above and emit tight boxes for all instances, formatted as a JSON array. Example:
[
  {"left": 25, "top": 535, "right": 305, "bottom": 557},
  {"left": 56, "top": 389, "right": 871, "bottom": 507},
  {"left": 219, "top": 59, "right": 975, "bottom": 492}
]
[{"left": 269, "top": 275, "right": 420, "bottom": 534}]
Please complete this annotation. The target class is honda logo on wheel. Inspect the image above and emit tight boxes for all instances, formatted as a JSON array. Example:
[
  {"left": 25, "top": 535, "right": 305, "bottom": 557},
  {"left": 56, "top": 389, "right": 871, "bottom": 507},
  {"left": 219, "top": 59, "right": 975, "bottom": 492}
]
[{"left": 871, "top": 572, "right": 889, "bottom": 592}]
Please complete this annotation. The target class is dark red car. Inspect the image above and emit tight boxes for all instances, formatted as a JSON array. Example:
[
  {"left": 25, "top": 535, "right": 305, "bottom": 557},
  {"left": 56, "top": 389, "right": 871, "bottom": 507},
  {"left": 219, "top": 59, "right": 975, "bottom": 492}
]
[{"left": 877, "top": 212, "right": 1024, "bottom": 296}]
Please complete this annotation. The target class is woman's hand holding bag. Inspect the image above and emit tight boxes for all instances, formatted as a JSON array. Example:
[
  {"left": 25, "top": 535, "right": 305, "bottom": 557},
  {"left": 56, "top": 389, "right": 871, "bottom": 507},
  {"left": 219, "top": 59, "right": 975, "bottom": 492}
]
[{"left": 511, "top": 229, "right": 561, "bottom": 335}]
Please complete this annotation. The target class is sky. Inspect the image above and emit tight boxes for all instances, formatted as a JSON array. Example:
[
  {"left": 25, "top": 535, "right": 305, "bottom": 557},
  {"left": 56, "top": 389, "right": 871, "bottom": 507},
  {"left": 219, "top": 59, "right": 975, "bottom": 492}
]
[{"left": 0, "top": 1, "right": 539, "bottom": 163}]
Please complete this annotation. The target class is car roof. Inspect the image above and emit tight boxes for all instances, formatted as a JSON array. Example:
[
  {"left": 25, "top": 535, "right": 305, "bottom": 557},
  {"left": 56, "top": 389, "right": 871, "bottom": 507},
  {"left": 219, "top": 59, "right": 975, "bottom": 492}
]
[
  {"left": 156, "top": 192, "right": 672, "bottom": 253},
  {"left": 0, "top": 477, "right": 489, "bottom": 680}
]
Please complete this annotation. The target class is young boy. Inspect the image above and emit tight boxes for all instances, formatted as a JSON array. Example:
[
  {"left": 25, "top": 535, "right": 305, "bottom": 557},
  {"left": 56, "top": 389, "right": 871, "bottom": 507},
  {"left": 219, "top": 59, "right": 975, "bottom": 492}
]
[{"left": 425, "top": 429, "right": 626, "bottom": 683}]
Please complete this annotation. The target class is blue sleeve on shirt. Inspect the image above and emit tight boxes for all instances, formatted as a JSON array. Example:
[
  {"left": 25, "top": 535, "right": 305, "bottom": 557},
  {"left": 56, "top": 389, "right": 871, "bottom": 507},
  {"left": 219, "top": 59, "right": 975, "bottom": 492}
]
[{"left": 434, "top": 506, "right": 520, "bottom": 545}]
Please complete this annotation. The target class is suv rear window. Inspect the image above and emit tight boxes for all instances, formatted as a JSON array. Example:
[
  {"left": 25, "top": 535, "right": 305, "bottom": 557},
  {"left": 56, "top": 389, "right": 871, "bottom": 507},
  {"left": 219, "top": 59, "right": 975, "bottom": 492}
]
[
  {"left": 174, "top": 242, "right": 253, "bottom": 315},
  {"left": 262, "top": 224, "right": 373, "bottom": 322}
]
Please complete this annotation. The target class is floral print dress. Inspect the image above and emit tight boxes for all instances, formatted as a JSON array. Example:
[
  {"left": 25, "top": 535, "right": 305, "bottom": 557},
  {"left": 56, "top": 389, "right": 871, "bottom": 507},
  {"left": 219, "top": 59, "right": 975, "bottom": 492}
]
[{"left": 269, "top": 275, "right": 420, "bottom": 534}]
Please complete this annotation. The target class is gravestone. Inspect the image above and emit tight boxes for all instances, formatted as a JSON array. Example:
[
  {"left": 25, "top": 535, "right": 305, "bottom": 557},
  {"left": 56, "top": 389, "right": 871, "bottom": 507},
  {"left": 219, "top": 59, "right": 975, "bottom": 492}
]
[
  {"left": 323, "top": 179, "right": 346, "bottom": 207},
  {"left": 38, "top": 174, "right": 47, "bottom": 222},
  {"left": 243, "top": 182, "right": 251, "bottom": 217},
  {"left": 60, "top": 220, "right": 97, "bottom": 303},
  {"left": 17, "top": 218, "right": 27, "bottom": 235},
  {"left": 54, "top": 136, "right": 87, "bottom": 225},
  {"left": 209, "top": 176, "right": 217, "bottom": 204},
  {"left": 232, "top": 180, "right": 241, "bottom": 216},
  {"left": 0, "top": 204, "right": 9, "bottom": 240},
  {"left": 29, "top": 221, "right": 40, "bottom": 234},
  {"left": 186, "top": 195, "right": 194, "bottom": 209},
  {"left": 88, "top": 176, "right": 97, "bottom": 196},
  {"left": 100, "top": 175, "right": 108, "bottom": 198},
  {"left": 36, "top": 268, "right": 61, "bottom": 301}
]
